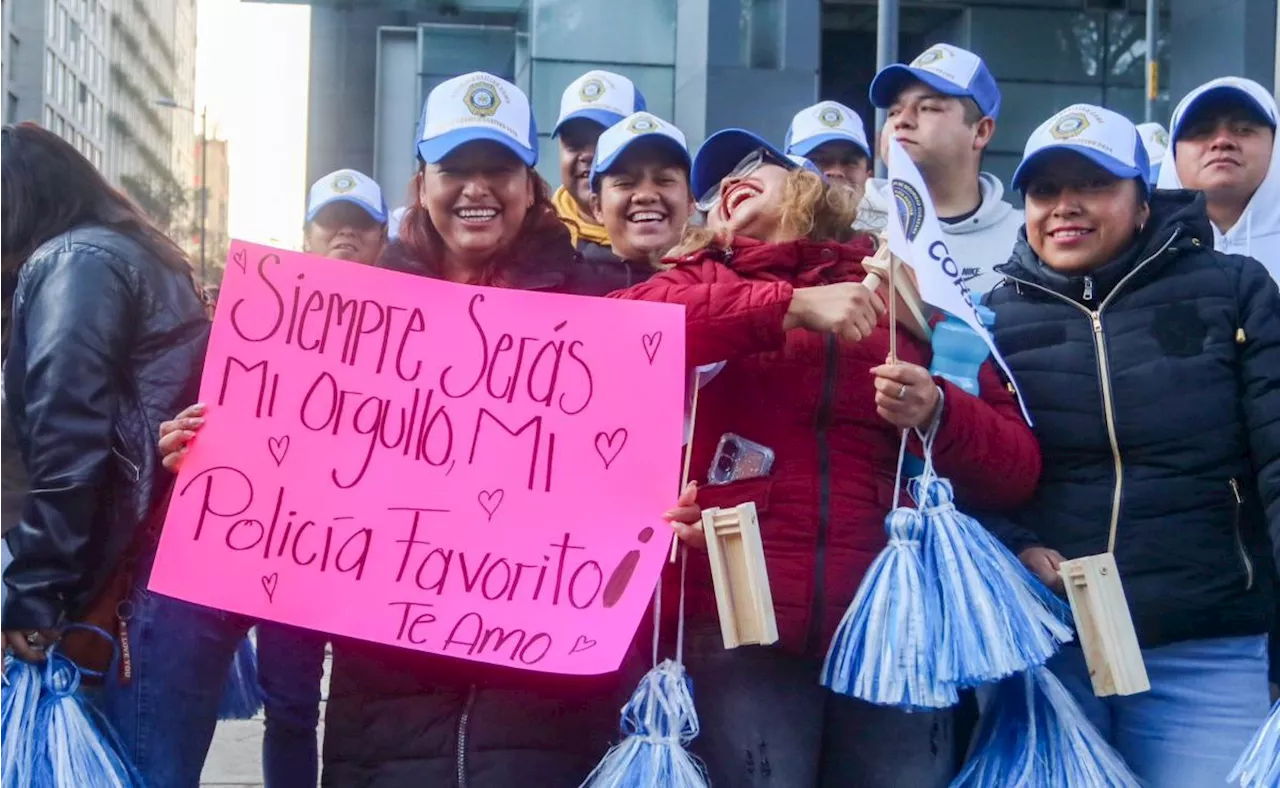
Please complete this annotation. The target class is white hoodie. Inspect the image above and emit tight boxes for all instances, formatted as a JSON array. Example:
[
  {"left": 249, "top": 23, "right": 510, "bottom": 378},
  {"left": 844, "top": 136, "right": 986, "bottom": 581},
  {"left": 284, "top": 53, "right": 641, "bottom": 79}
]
[
  {"left": 1156, "top": 78, "right": 1280, "bottom": 280},
  {"left": 854, "top": 172, "right": 1023, "bottom": 295}
]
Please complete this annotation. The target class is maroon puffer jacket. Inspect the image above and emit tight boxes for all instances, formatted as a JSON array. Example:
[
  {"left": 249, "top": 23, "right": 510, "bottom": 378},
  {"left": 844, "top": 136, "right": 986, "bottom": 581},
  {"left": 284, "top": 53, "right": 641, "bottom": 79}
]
[{"left": 611, "top": 236, "right": 1041, "bottom": 657}]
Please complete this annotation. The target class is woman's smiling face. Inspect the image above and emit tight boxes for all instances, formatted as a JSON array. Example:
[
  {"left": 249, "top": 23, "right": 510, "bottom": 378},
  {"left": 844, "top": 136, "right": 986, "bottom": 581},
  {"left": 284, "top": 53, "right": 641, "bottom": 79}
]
[{"left": 706, "top": 161, "right": 792, "bottom": 242}]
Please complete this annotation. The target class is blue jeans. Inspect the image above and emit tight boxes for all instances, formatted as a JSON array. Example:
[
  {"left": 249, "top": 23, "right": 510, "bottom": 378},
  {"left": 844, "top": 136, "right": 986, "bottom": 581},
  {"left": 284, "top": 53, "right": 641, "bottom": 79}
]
[
  {"left": 1048, "top": 635, "right": 1271, "bottom": 787},
  {"left": 257, "top": 622, "right": 326, "bottom": 788},
  {"left": 684, "top": 625, "right": 955, "bottom": 787},
  {"left": 95, "top": 584, "right": 253, "bottom": 788}
]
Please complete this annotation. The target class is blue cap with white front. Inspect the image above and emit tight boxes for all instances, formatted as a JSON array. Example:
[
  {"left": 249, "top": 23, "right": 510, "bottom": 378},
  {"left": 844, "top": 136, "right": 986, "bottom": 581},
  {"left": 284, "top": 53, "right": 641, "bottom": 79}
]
[
  {"left": 691, "top": 129, "right": 796, "bottom": 204},
  {"left": 1012, "top": 104, "right": 1150, "bottom": 193},
  {"left": 785, "top": 101, "right": 870, "bottom": 159},
  {"left": 590, "top": 112, "right": 690, "bottom": 191},
  {"left": 416, "top": 72, "right": 538, "bottom": 166},
  {"left": 307, "top": 169, "right": 388, "bottom": 224},
  {"left": 554, "top": 70, "right": 647, "bottom": 136},
  {"left": 869, "top": 43, "right": 1002, "bottom": 120},
  {"left": 1169, "top": 76, "right": 1278, "bottom": 143}
]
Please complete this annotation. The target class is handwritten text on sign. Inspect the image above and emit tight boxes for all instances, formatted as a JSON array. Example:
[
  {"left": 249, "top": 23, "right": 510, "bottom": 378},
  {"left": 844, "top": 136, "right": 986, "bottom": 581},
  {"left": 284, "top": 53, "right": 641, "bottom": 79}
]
[{"left": 148, "top": 242, "right": 685, "bottom": 675}]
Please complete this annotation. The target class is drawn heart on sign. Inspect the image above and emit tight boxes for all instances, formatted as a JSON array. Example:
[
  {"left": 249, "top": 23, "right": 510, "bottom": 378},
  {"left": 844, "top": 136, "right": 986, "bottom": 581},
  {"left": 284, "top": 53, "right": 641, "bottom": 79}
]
[
  {"left": 261, "top": 573, "right": 278, "bottom": 602},
  {"left": 569, "top": 636, "right": 597, "bottom": 655},
  {"left": 231, "top": 248, "right": 247, "bottom": 273},
  {"left": 477, "top": 489, "right": 504, "bottom": 521},
  {"left": 268, "top": 436, "right": 290, "bottom": 466},
  {"left": 594, "top": 429, "right": 628, "bottom": 470},
  {"left": 642, "top": 332, "right": 662, "bottom": 364}
]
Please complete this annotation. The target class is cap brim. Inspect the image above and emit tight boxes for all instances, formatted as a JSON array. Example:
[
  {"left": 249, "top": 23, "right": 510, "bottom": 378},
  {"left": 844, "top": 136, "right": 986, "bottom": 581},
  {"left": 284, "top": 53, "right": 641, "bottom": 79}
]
[
  {"left": 691, "top": 129, "right": 793, "bottom": 201},
  {"left": 417, "top": 127, "right": 537, "bottom": 167},
  {"left": 786, "top": 131, "right": 871, "bottom": 159},
  {"left": 1172, "top": 85, "right": 1278, "bottom": 142},
  {"left": 553, "top": 109, "right": 624, "bottom": 137},
  {"left": 869, "top": 65, "right": 971, "bottom": 109},
  {"left": 590, "top": 135, "right": 691, "bottom": 192},
  {"left": 307, "top": 195, "right": 388, "bottom": 224},
  {"left": 1012, "top": 145, "right": 1145, "bottom": 192}
]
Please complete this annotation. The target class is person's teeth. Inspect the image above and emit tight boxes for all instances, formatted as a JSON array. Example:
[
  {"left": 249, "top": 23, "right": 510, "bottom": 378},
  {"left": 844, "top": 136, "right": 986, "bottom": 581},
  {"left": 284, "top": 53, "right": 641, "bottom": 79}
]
[
  {"left": 457, "top": 208, "right": 498, "bottom": 220},
  {"left": 629, "top": 211, "right": 665, "bottom": 222},
  {"left": 1053, "top": 229, "right": 1089, "bottom": 238}
]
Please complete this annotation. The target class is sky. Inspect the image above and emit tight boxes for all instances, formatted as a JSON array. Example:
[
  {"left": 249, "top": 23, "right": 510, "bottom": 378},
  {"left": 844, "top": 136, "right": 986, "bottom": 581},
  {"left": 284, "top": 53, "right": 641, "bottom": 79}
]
[{"left": 194, "top": 0, "right": 311, "bottom": 250}]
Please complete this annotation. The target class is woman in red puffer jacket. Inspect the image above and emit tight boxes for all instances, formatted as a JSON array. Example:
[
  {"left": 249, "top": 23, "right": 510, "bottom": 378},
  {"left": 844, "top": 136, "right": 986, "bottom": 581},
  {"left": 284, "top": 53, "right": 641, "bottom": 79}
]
[{"left": 612, "top": 130, "right": 1040, "bottom": 788}]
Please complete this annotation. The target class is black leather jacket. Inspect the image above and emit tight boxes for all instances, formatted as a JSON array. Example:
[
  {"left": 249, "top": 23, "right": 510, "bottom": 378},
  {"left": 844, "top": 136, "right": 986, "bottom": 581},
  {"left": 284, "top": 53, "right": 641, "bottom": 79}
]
[{"left": 3, "top": 226, "right": 209, "bottom": 629}]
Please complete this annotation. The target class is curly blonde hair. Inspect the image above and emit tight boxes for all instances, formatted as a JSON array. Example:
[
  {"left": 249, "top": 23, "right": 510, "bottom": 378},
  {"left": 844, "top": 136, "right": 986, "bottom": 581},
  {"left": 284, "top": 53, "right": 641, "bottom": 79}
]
[{"left": 669, "top": 168, "right": 861, "bottom": 258}]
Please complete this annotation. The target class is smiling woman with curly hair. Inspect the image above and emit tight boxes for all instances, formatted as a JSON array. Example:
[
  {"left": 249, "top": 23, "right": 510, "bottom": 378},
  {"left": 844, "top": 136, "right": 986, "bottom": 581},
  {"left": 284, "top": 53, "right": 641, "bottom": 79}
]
[{"left": 610, "top": 128, "right": 1041, "bottom": 786}]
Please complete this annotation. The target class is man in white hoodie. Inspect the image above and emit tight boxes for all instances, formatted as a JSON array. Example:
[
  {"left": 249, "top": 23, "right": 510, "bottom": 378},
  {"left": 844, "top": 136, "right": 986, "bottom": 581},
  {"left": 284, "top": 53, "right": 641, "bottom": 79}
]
[
  {"left": 1157, "top": 77, "right": 1279, "bottom": 279},
  {"left": 860, "top": 43, "right": 1022, "bottom": 294}
]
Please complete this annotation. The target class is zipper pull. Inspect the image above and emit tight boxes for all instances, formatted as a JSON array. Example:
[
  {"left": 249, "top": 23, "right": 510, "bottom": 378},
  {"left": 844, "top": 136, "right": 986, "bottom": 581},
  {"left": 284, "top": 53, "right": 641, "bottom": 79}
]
[
  {"left": 1230, "top": 478, "right": 1243, "bottom": 504},
  {"left": 1090, "top": 312, "right": 1102, "bottom": 334},
  {"left": 1236, "top": 328, "right": 1247, "bottom": 344},
  {"left": 1082, "top": 276, "right": 1094, "bottom": 302}
]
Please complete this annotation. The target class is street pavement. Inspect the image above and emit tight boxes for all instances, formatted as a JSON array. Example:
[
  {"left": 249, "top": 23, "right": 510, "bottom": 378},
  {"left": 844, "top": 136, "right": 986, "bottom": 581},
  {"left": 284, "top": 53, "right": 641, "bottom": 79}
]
[{"left": 200, "top": 647, "right": 329, "bottom": 787}]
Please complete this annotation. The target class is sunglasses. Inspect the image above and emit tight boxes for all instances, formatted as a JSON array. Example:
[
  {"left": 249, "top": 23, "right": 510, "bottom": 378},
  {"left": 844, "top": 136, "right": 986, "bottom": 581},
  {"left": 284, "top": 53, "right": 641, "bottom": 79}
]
[{"left": 696, "top": 148, "right": 789, "bottom": 213}]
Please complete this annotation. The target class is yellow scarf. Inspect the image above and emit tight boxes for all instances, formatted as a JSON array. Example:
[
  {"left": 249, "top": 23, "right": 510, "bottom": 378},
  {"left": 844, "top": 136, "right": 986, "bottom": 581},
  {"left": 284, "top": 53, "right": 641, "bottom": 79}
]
[{"left": 553, "top": 186, "right": 611, "bottom": 248}]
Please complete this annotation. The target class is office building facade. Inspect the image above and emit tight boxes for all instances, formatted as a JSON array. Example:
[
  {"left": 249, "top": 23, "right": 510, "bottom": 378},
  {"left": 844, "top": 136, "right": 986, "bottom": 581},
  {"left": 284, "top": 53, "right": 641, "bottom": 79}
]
[
  {"left": 2, "top": 0, "right": 197, "bottom": 232},
  {"left": 255, "top": 0, "right": 1276, "bottom": 208}
]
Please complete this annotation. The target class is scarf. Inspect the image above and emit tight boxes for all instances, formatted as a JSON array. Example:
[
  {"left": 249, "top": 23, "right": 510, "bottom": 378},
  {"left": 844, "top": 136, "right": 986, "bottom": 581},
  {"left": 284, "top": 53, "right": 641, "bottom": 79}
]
[{"left": 553, "top": 186, "right": 611, "bottom": 248}]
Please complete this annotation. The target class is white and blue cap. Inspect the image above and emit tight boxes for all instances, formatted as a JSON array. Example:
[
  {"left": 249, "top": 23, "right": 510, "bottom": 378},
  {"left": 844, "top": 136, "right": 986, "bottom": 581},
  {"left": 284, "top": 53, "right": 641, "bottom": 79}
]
[
  {"left": 1169, "top": 76, "right": 1278, "bottom": 143},
  {"left": 416, "top": 71, "right": 537, "bottom": 167},
  {"left": 690, "top": 129, "right": 796, "bottom": 204},
  {"left": 1012, "top": 104, "right": 1150, "bottom": 193},
  {"left": 589, "top": 112, "right": 690, "bottom": 192},
  {"left": 785, "top": 101, "right": 870, "bottom": 159},
  {"left": 307, "top": 169, "right": 388, "bottom": 224},
  {"left": 554, "top": 70, "right": 647, "bottom": 136},
  {"left": 869, "top": 43, "right": 1001, "bottom": 120},
  {"left": 1135, "top": 122, "right": 1169, "bottom": 165}
]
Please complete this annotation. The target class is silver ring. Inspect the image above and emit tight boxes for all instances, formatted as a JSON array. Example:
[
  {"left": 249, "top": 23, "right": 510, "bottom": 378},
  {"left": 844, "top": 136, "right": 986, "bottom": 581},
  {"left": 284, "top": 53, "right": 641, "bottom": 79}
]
[{"left": 897, "top": 383, "right": 908, "bottom": 400}]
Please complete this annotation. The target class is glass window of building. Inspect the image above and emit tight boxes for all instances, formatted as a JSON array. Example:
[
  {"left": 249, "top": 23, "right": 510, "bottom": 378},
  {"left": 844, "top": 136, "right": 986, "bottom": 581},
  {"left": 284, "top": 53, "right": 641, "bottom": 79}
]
[
  {"left": 47, "top": 1, "right": 57, "bottom": 40},
  {"left": 58, "top": 6, "right": 67, "bottom": 49},
  {"left": 45, "top": 49, "right": 55, "bottom": 94}
]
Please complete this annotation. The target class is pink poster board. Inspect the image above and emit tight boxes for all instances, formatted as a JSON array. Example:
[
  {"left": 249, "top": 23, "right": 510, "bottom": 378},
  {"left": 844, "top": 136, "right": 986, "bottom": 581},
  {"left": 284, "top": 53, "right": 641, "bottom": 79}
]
[{"left": 148, "top": 241, "right": 686, "bottom": 675}]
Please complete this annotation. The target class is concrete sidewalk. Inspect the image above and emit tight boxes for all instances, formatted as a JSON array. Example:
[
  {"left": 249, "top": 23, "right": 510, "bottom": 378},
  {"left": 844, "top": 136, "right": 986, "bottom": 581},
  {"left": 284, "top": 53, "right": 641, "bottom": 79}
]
[{"left": 200, "top": 648, "right": 329, "bottom": 787}]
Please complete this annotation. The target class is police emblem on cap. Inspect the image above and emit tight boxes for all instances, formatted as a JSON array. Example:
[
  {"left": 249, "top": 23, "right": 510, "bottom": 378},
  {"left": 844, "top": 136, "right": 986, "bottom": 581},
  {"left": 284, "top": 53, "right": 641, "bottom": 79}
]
[
  {"left": 914, "top": 46, "right": 948, "bottom": 67},
  {"left": 579, "top": 78, "right": 606, "bottom": 103},
  {"left": 892, "top": 180, "right": 926, "bottom": 243},
  {"left": 331, "top": 173, "right": 357, "bottom": 194},
  {"left": 464, "top": 81, "right": 501, "bottom": 118},
  {"left": 818, "top": 107, "right": 844, "bottom": 128},
  {"left": 627, "top": 115, "right": 657, "bottom": 134},
  {"left": 1154, "top": 128, "right": 1169, "bottom": 147},
  {"left": 1051, "top": 112, "right": 1089, "bottom": 140}
]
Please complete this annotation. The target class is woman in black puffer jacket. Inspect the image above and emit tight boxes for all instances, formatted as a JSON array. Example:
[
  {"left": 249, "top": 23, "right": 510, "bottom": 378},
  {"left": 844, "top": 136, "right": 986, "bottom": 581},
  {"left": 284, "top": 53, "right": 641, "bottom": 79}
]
[{"left": 983, "top": 104, "right": 1280, "bottom": 787}]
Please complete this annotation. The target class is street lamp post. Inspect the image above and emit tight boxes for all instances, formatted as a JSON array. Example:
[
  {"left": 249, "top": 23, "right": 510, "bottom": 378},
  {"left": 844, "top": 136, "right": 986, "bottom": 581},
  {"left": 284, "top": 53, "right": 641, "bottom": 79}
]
[{"left": 155, "top": 97, "right": 208, "bottom": 284}]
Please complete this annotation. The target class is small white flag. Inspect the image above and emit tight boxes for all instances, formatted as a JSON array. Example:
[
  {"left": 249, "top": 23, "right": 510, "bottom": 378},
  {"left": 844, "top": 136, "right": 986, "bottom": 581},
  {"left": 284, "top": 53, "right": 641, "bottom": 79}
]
[{"left": 885, "top": 137, "right": 1031, "bottom": 425}]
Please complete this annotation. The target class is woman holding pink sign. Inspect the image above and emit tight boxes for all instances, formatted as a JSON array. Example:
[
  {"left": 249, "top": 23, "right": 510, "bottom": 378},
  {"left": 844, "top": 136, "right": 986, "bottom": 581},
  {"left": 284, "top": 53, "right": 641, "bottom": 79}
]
[{"left": 611, "top": 128, "right": 1042, "bottom": 787}]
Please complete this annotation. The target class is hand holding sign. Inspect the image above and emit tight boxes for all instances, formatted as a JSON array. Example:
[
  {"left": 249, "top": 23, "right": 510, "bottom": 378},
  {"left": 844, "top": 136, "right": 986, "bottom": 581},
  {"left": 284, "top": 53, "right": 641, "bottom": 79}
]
[{"left": 149, "top": 242, "right": 686, "bottom": 675}]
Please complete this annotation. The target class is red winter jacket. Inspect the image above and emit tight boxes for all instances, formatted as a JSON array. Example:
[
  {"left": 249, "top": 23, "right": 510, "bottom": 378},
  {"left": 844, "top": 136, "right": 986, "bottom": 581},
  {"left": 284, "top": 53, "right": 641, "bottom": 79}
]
[{"left": 610, "top": 236, "right": 1041, "bottom": 657}]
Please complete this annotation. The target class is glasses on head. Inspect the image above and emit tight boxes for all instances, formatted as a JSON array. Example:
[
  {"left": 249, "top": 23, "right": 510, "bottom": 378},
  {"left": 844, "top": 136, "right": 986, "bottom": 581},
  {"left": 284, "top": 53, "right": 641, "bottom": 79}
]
[{"left": 696, "top": 148, "right": 786, "bottom": 213}]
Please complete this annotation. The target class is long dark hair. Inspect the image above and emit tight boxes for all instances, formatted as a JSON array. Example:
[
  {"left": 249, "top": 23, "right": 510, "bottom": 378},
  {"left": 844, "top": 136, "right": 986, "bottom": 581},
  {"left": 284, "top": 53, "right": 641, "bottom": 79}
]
[
  {"left": 1, "top": 123, "right": 190, "bottom": 275},
  {"left": 394, "top": 165, "right": 572, "bottom": 286}
]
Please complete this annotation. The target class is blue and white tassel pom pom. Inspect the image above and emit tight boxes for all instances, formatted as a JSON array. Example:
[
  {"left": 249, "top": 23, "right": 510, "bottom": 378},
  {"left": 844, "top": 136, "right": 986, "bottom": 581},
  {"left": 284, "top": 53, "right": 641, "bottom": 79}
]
[
  {"left": 954, "top": 665, "right": 1140, "bottom": 788},
  {"left": 914, "top": 477, "right": 1073, "bottom": 689},
  {"left": 1229, "top": 698, "right": 1280, "bottom": 787},
  {"left": 2, "top": 626, "right": 142, "bottom": 788},
  {"left": 579, "top": 658, "right": 708, "bottom": 788},
  {"left": 217, "top": 633, "right": 264, "bottom": 721},
  {"left": 821, "top": 508, "right": 957, "bottom": 710}
]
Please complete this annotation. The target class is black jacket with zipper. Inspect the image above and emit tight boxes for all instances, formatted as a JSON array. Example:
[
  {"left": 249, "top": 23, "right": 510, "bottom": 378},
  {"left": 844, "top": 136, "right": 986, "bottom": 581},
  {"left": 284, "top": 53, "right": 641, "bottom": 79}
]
[
  {"left": 3, "top": 226, "right": 208, "bottom": 629},
  {"left": 985, "top": 190, "right": 1280, "bottom": 649}
]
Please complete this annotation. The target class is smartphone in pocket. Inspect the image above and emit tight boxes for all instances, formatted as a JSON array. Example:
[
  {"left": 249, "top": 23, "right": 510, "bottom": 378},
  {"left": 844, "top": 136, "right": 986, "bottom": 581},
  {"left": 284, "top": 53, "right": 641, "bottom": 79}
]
[{"left": 707, "top": 433, "right": 776, "bottom": 485}]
